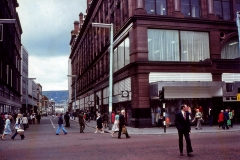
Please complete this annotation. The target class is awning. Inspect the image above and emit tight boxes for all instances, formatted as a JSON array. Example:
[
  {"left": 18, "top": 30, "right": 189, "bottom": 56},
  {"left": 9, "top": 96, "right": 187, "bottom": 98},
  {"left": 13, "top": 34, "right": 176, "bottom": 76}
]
[{"left": 164, "top": 86, "right": 222, "bottom": 99}]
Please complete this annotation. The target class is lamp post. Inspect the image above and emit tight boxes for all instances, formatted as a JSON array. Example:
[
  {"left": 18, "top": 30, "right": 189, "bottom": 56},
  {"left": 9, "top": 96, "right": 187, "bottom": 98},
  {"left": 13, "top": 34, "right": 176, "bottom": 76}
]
[
  {"left": 92, "top": 22, "right": 113, "bottom": 130},
  {"left": 26, "top": 78, "right": 36, "bottom": 113},
  {"left": 67, "top": 75, "right": 77, "bottom": 115}
]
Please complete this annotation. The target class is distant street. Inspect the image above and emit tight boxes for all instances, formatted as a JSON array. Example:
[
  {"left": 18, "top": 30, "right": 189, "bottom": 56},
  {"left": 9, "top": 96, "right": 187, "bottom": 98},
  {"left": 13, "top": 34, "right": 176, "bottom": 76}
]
[{"left": 0, "top": 116, "right": 240, "bottom": 160}]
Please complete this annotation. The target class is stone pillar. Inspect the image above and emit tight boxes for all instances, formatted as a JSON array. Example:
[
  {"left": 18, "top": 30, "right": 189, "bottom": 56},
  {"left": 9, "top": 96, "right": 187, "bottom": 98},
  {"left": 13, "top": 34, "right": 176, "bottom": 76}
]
[
  {"left": 135, "top": 0, "right": 147, "bottom": 15},
  {"left": 130, "top": 73, "right": 151, "bottom": 128},
  {"left": 173, "top": 0, "right": 184, "bottom": 18},
  {"left": 209, "top": 31, "right": 221, "bottom": 59},
  {"left": 207, "top": 0, "right": 218, "bottom": 20}
]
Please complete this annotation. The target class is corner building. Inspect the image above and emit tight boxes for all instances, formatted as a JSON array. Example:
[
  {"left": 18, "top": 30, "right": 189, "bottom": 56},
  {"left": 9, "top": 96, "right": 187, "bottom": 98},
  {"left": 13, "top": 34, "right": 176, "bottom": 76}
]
[{"left": 69, "top": 0, "right": 240, "bottom": 127}]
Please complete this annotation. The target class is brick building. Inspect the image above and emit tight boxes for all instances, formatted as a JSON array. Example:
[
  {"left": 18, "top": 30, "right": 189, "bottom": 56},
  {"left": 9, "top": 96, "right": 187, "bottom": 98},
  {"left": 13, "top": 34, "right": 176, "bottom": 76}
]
[
  {"left": 69, "top": 0, "right": 240, "bottom": 127},
  {"left": 0, "top": 0, "right": 22, "bottom": 113}
]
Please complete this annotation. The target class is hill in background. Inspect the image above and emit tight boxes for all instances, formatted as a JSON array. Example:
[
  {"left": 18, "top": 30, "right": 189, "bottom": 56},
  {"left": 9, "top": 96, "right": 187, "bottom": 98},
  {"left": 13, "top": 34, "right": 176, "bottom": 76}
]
[{"left": 42, "top": 90, "right": 68, "bottom": 103}]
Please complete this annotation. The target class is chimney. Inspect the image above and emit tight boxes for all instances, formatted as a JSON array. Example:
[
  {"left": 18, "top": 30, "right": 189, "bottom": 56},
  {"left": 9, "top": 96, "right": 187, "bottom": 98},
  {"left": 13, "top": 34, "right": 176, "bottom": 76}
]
[
  {"left": 86, "top": 0, "right": 92, "bottom": 13},
  {"left": 73, "top": 21, "right": 80, "bottom": 34},
  {"left": 79, "top": 12, "right": 83, "bottom": 27}
]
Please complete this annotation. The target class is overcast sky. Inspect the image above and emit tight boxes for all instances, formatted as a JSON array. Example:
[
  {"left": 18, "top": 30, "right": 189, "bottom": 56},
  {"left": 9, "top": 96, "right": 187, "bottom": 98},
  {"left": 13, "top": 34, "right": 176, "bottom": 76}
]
[{"left": 17, "top": 0, "right": 86, "bottom": 91}]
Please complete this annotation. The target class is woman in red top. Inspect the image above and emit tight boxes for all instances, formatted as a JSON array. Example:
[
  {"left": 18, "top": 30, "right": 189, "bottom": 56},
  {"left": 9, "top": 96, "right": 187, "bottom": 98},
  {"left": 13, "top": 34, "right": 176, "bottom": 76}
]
[{"left": 218, "top": 110, "right": 224, "bottom": 129}]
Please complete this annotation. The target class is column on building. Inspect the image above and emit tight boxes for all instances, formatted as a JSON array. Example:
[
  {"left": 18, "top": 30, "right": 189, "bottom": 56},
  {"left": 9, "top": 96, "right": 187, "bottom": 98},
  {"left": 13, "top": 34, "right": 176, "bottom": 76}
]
[
  {"left": 173, "top": 0, "right": 184, "bottom": 18},
  {"left": 207, "top": 0, "right": 218, "bottom": 20},
  {"left": 135, "top": 0, "right": 147, "bottom": 14}
]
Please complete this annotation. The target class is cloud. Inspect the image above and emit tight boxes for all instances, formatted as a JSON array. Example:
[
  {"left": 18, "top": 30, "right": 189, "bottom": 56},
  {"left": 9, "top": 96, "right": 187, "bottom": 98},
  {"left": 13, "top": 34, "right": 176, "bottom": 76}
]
[
  {"left": 29, "top": 56, "right": 69, "bottom": 91},
  {"left": 16, "top": 0, "right": 86, "bottom": 91}
]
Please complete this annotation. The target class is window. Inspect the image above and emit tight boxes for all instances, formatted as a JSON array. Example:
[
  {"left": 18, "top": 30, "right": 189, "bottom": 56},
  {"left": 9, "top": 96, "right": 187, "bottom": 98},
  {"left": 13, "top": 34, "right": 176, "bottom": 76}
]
[
  {"left": 145, "top": 0, "right": 167, "bottom": 15},
  {"left": 181, "top": 0, "right": 200, "bottom": 18},
  {"left": 221, "top": 37, "right": 240, "bottom": 59},
  {"left": 113, "top": 37, "right": 130, "bottom": 73},
  {"left": 226, "top": 83, "right": 234, "bottom": 92},
  {"left": 214, "top": 0, "right": 231, "bottom": 20},
  {"left": 148, "top": 29, "right": 210, "bottom": 62}
]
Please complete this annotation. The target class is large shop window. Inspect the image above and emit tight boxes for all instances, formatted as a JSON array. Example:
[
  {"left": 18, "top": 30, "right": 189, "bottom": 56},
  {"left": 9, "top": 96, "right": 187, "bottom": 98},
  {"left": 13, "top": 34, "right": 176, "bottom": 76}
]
[
  {"left": 145, "top": 0, "right": 167, "bottom": 15},
  {"left": 214, "top": 0, "right": 231, "bottom": 20},
  {"left": 221, "top": 37, "right": 240, "bottom": 59},
  {"left": 181, "top": 0, "right": 200, "bottom": 18},
  {"left": 113, "top": 37, "right": 130, "bottom": 73},
  {"left": 148, "top": 29, "right": 210, "bottom": 61}
]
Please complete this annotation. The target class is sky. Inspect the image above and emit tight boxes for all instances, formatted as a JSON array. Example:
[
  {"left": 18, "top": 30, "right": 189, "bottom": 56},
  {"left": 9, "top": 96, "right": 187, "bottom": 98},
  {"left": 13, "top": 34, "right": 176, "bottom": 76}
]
[{"left": 17, "top": 0, "right": 87, "bottom": 91}]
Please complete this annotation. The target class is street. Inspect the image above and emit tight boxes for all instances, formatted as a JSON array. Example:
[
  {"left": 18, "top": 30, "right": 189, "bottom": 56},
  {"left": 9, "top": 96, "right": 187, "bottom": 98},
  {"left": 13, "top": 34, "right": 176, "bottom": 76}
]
[{"left": 0, "top": 116, "right": 240, "bottom": 160}]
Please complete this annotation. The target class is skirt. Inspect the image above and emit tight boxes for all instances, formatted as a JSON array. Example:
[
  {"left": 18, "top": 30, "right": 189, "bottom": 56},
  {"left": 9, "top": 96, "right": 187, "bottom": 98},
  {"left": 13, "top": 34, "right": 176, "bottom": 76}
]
[
  {"left": 3, "top": 126, "right": 12, "bottom": 135},
  {"left": 111, "top": 120, "right": 119, "bottom": 132}
]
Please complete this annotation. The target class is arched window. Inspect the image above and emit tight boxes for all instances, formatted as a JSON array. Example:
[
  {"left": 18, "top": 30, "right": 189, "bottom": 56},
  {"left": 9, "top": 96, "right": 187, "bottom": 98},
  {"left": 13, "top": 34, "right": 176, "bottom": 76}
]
[
  {"left": 145, "top": 0, "right": 167, "bottom": 15},
  {"left": 214, "top": 0, "right": 231, "bottom": 20},
  {"left": 181, "top": 0, "right": 201, "bottom": 18},
  {"left": 221, "top": 37, "right": 240, "bottom": 59}
]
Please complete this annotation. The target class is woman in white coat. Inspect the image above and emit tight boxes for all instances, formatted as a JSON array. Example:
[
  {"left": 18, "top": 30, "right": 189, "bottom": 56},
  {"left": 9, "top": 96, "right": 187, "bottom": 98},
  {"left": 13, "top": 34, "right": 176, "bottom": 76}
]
[
  {"left": 110, "top": 111, "right": 120, "bottom": 137},
  {"left": 1, "top": 115, "right": 12, "bottom": 140}
]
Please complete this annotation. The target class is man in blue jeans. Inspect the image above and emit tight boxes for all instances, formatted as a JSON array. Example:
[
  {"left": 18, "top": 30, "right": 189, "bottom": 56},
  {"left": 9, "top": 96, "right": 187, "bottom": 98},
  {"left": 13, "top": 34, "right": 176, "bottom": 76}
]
[{"left": 56, "top": 113, "right": 67, "bottom": 135}]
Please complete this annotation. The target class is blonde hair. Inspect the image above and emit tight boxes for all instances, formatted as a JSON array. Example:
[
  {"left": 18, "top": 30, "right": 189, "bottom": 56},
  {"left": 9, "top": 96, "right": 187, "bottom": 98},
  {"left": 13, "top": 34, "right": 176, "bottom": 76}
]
[{"left": 17, "top": 114, "right": 22, "bottom": 118}]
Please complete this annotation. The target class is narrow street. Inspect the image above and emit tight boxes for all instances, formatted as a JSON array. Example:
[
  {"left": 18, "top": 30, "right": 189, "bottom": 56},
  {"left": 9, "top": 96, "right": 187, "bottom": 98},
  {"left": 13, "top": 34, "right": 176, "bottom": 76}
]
[{"left": 1, "top": 116, "right": 240, "bottom": 160}]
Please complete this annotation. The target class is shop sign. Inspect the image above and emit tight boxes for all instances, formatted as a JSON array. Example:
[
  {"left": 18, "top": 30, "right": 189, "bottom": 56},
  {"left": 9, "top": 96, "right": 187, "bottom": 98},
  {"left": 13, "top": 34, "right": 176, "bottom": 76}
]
[{"left": 121, "top": 90, "right": 129, "bottom": 97}]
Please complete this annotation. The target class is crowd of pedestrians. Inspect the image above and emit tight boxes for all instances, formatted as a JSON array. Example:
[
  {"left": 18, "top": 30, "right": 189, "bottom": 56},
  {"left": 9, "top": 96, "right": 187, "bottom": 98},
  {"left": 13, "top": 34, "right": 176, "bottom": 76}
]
[
  {"left": 218, "top": 108, "right": 234, "bottom": 130},
  {"left": 0, "top": 112, "right": 42, "bottom": 141}
]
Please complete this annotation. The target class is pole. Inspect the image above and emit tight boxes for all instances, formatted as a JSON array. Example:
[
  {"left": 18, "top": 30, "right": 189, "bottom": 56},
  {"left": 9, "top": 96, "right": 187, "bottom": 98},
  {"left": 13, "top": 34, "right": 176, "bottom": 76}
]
[
  {"left": 108, "top": 23, "right": 113, "bottom": 130},
  {"left": 163, "top": 103, "right": 166, "bottom": 133}
]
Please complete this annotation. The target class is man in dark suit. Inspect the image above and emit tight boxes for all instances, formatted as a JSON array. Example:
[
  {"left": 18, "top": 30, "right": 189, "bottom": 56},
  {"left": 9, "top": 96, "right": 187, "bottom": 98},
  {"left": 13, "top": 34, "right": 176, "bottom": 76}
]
[
  {"left": 175, "top": 104, "right": 193, "bottom": 157},
  {"left": 223, "top": 109, "right": 229, "bottom": 129},
  {"left": 78, "top": 112, "right": 85, "bottom": 133},
  {"left": 118, "top": 110, "right": 130, "bottom": 139}
]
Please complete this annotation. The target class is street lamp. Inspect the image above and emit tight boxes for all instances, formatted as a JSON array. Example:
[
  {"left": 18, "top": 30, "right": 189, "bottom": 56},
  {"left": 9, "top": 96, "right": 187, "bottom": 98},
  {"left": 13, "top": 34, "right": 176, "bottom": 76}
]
[
  {"left": 92, "top": 22, "right": 113, "bottom": 129},
  {"left": 26, "top": 78, "right": 36, "bottom": 113},
  {"left": 67, "top": 75, "right": 78, "bottom": 114}
]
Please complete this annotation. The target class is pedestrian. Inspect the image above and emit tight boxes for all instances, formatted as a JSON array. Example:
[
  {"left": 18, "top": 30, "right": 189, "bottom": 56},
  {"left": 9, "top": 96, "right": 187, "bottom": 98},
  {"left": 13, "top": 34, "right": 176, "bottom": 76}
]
[
  {"left": 27, "top": 113, "right": 32, "bottom": 125},
  {"left": 1, "top": 115, "right": 12, "bottom": 140},
  {"left": 175, "top": 104, "right": 193, "bottom": 157},
  {"left": 110, "top": 111, "right": 119, "bottom": 137},
  {"left": 223, "top": 109, "right": 229, "bottom": 129},
  {"left": 229, "top": 108, "right": 233, "bottom": 128},
  {"left": 0, "top": 113, "right": 4, "bottom": 136},
  {"left": 56, "top": 113, "right": 67, "bottom": 135},
  {"left": 218, "top": 110, "right": 224, "bottom": 129},
  {"left": 103, "top": 113, "right": 108, "bottom": 128},
  {"left": 95, "top": 113, "right": 104, "bottom": 133},
  {"left": 11, "top": 114, "right": 25, "bottom": 140},
  {"left": 111, "top": 111, "right": 115, "bottom": 124},
  {"left": 118, "top": 110, "right": 130, "bottom": 139},
  {"left": 78, "top": 112, "right": 85, "bottom": 133},
  {"left": 31, "top": 113, "right": 36, "bottom": 124},
  {"left": 208, "top": 107, "right": 213, "bottom": 126},
  {"left": 158, "top": 115, "right": 163, "bottom": 128},
  {"left": 36, "top": 113, "right": 41, "bottom": 124},
  {"left": 192, "top": 109, "right": 203, "bottom": 130},
  {"left": 22, "top": 114, "right": 28, "bottom": 130},
  {"left": 64, "top": 112, "right": 70, "bottom": 127}
]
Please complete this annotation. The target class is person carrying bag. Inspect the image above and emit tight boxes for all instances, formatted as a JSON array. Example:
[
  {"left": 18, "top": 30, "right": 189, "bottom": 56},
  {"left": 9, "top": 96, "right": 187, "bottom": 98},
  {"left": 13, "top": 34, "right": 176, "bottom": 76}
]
[{"left": 11, "top": 114, "right": 25, "bottom": 140}]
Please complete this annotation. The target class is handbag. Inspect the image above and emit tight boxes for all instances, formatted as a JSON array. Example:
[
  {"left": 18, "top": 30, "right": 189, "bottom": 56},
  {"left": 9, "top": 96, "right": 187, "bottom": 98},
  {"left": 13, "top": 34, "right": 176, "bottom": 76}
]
[
  {"left": 122, "top": 127, "right": 127, "bottom": 134},
  {"left": 17, "top": 129, "right": 24, "bottom": 135}
]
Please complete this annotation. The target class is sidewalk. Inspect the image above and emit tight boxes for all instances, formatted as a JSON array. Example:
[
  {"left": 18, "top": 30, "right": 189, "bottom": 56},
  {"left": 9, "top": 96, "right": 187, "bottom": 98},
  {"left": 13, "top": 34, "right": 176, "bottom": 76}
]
[{"left": 70, "top": 117, "right": 240, "bottom": 135}]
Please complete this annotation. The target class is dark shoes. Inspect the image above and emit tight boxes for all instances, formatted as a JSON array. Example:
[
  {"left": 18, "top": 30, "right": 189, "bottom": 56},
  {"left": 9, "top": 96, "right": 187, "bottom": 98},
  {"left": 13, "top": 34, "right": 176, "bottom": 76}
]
[
  {"left": 187, "top": 153, "right": 193, "bottom": 157},
  {"left": 56, "top": 134, "right": 59, "bottom": 135}
]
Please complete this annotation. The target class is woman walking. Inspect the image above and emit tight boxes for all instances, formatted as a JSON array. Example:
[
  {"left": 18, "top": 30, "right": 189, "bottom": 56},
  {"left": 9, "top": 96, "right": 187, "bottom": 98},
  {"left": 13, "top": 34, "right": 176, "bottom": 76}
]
[
  {"left": 56, "top": 113, "right": 67, "bottom": 135},
  {"left": 110, "top": 111, "right": 119, "bottom": 137},
  {"left": 1, "top": 115, "right": 12, "bottom": 140},
  {"left": 95, "top": 113, "right": 104, "bottom": 133},
  {"left": 218, "top": 110, "right": 224, "bottom": 129},
  {"left": 22, "top": 114, "right": 28, "bottom": 130},
  {"left": 11, "top": 114, "right": 25, "bottom": 140},
  {"left": 192, "top": 109, "right": 203, "bottom": 130}
]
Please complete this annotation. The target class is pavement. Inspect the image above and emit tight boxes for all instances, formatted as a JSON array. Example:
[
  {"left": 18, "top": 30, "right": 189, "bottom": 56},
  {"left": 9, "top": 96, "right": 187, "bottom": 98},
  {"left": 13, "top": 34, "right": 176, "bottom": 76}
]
[{"left": 70, "top": 117, "right": 240, "bottom": 135}]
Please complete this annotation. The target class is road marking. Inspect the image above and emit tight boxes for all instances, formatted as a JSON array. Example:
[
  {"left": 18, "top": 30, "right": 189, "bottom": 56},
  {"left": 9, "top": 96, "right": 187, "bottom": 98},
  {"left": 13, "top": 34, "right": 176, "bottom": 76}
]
[{"left": 50, "top": 119, "right": 56, "bottom": 128}]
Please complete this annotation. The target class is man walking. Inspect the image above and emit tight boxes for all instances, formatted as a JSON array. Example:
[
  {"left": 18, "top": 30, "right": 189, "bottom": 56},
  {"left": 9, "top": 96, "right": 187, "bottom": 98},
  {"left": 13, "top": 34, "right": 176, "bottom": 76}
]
[
  {"left": 78, "top": 112, "right": 85, "bottom": 133},
  {"left": 175, "top": 104, "right": 193, "bottom": 157},
  {"left": 118, "top": 110, "right": 130, "bottom": 139},
  {"left": 223, "top": 109, "right": 229, "bottom": 129}
]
